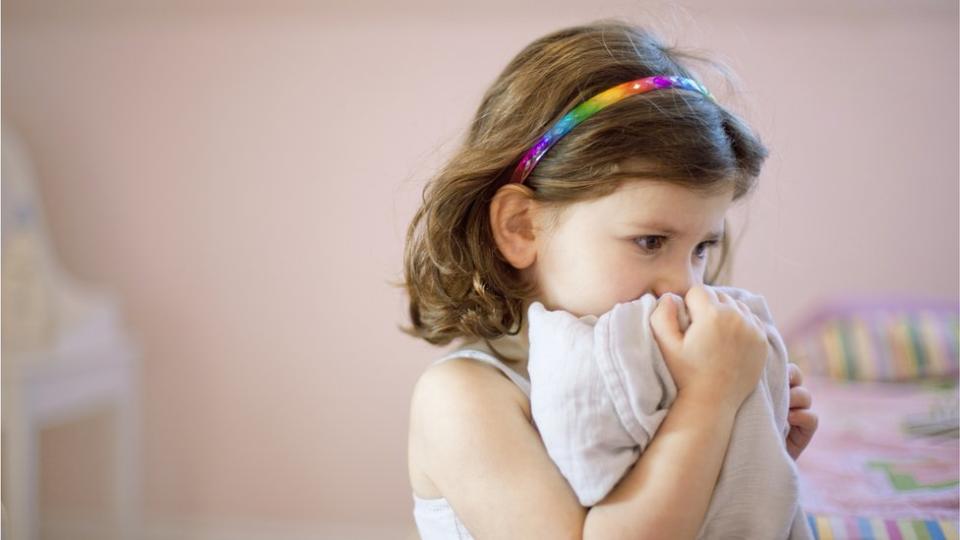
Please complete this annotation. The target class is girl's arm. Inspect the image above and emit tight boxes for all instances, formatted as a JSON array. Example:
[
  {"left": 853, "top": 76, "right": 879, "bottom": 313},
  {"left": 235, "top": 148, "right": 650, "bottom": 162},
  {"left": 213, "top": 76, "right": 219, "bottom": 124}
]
[
  {"left": 413, "top": 358, "right": 735, "bottom": 540},
  {"left": 583, "top": 391, "right": 738, "bottom": 540},
  {"left": 411, "top": 358, "right": 589, "bottom": 539}
]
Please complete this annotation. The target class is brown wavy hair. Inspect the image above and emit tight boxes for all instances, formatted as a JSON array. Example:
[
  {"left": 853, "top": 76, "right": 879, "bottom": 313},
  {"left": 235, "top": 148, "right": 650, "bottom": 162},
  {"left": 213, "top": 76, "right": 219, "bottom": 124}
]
[{"left": 398, "top": 18, "right": 769, "bottom": 348}]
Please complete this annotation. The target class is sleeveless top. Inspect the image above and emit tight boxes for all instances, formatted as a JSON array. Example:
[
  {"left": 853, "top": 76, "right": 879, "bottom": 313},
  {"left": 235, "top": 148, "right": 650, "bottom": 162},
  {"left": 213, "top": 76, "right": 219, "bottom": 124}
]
[{"left": 411, "top": 330, "right": 532, "bottom": 540}]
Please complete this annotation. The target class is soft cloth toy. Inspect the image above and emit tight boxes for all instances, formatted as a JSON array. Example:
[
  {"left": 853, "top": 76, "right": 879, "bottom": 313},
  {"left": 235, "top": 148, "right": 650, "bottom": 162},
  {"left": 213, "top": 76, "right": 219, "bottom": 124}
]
[{"left": 527, "top": 285, "right": 812, "bottom": 540}]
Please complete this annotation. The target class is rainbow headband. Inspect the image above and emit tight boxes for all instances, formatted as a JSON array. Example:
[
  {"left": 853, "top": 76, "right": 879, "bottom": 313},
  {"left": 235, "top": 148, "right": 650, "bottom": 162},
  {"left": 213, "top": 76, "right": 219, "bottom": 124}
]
[{"left": 510, "top": 75, "right": 716, "bottom": 184}]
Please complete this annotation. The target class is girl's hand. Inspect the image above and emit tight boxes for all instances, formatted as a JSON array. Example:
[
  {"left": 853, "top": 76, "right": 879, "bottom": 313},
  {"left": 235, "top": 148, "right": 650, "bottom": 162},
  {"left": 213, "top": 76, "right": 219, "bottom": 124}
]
[
  {"left": 786, "top": 362, "right": 819, "bottom": 460},
  {"left": 650, "top": 285, "right": 768, "bottom": 412}
]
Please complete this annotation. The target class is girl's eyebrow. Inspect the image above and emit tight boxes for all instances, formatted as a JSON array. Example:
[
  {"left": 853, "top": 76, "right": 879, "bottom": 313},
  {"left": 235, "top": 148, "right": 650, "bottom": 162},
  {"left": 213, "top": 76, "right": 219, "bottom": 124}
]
[
  {"left": 627, "top": 221, "right": 725, "bottom": 241},
  {"left": 704, "top": 230, "right": 724, "bottom": 242}
]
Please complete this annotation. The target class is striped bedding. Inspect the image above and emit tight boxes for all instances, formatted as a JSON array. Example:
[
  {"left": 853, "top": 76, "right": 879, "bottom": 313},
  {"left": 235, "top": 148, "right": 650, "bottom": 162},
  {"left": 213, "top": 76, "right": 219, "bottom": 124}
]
[
  {"left": 794, "top": 376, "right": 958, "bottom": 539},
  {"left": 780, "top": 298, "right": 958, "bottom": 539},
  {"left": 785, "top": 299, "right": 958, "bottom": 381}
]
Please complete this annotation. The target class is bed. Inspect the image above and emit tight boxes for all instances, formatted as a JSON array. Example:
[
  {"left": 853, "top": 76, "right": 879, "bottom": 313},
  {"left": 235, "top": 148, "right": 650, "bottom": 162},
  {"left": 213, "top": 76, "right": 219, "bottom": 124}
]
[{"left": 782, "top": 298, "right": 959, "bottom": 539}]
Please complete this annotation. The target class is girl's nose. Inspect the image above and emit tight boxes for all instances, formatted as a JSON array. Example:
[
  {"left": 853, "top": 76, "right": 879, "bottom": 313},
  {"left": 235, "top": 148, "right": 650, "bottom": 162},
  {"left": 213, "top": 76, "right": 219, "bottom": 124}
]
[{"left": 652, "top": 264, "right": 702, "bottom": 299}]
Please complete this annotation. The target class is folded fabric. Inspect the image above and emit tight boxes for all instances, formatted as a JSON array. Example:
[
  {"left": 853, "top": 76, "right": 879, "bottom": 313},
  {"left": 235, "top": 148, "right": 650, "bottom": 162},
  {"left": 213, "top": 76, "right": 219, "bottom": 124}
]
[{"left": 527, "top": 285, "right": 813, "bottom": 540}]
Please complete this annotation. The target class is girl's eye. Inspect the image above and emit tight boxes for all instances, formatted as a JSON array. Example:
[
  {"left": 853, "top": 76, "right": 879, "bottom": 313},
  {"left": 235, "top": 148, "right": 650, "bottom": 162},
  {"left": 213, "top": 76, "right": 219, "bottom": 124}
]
[
  {"left": 695, "top": 240, "right": 720, "bottom": 259},
  {"left": 634, "top": 236, "right": 720, "bottom": 259},
  {"left": 634, "top": 236, "right": 666, "bottom": 253}
]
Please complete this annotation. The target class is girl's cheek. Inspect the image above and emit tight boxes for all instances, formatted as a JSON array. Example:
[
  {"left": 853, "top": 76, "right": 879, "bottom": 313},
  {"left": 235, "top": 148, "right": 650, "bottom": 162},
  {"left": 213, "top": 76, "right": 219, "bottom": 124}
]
[
  {"left": 609, "top": 277, "right": 653, "bottom": 310},
  {"left": 583, "top": 277, "right": 640, "bottom": 316}
]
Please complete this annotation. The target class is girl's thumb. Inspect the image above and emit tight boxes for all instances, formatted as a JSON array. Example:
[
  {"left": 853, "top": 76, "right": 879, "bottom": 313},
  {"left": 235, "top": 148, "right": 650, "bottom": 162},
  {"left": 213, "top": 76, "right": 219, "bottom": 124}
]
[{"left": 651, "top": 294, "right": 683, "bottom": 356}]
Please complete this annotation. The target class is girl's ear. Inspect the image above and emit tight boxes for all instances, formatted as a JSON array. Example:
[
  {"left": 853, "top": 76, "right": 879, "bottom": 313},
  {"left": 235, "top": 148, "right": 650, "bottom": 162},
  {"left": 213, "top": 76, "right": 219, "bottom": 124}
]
[{"left": 489, "top": 184, "right": 541, "bottom": 270}]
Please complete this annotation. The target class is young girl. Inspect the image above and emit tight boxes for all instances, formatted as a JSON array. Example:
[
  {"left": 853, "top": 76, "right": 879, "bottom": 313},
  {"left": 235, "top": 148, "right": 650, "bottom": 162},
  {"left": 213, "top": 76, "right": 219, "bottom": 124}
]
[{"left": 403, "top": 19, "right": 818, "bottom": 539}]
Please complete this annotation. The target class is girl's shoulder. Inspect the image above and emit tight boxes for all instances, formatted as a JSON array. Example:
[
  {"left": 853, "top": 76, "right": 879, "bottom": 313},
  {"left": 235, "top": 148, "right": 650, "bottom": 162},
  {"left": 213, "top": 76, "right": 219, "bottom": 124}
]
[
  {"left": 414, "top": 354, "right": 531, "bottom": 419},
  {"left": 408, "top": 353, "right": 532, "bottom": 498}
]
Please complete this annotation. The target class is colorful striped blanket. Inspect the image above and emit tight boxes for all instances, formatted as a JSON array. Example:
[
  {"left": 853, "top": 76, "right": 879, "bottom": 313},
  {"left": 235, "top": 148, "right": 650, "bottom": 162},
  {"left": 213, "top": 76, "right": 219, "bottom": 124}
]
[
  {"left": 784, "top": 299, "right": 958, "bottom": 382},
  {"left": 796, "top": 376, "right": 958, "bottom": 539},
  {"left": 777, "top": 297, "right": 958, "bottom": 538}
]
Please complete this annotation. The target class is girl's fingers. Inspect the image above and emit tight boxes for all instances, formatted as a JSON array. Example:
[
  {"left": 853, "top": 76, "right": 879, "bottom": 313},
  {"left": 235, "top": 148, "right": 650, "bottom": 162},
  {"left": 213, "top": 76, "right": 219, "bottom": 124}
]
[
  {"left": 734, "top": 299, "right": 758, "bottom": 323},
  {"left": 722, "top": 294, "right": 763, "bottom": 331},
  {"left": 789, "top": 385, "right": 813, "bottom": 410},
  {"left": 684, "top": 285, "right": 716, "bottom": 317},
  {"left": 788, "top": 409, "right": 819, "bottom": 433},
  {"left": 788, "top": 363, "right": 804, "bottom": 387},
  {"left": 697, "top": 285, "right": 719, "bottom": 304},
  {"left": 716, "top": 291, "right": 748, "bottom": 323},
  {"left": 651, "top": 296, "right": 682, "bottom": 354},
  {"left": 715, "top": 290, "right": 737, "bottom": 309}
]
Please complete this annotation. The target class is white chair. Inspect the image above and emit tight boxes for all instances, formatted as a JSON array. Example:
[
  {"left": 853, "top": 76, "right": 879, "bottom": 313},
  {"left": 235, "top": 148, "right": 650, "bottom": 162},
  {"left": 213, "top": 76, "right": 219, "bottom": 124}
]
[{"left": 2, "top": 122, "right": 142, "bottom": 540}]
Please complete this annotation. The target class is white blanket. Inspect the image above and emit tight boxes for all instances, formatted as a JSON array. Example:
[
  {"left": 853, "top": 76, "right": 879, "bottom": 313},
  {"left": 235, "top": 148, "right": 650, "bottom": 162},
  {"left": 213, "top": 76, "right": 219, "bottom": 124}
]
[{"left": 527, "top": 285, "right": 813, "bottom": 540}]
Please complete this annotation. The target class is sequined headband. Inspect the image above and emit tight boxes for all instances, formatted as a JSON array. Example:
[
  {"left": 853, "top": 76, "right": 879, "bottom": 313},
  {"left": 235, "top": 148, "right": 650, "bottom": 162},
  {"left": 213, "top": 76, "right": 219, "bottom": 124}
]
[{"left": 509, "top": 75, "right": 716, "bottom": 185}]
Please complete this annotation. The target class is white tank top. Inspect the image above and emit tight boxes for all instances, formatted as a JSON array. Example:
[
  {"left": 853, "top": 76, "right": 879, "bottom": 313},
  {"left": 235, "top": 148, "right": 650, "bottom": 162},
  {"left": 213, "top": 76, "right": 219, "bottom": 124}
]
[{"left": 411, "top": 347, "right": 531, "bottom": 539}]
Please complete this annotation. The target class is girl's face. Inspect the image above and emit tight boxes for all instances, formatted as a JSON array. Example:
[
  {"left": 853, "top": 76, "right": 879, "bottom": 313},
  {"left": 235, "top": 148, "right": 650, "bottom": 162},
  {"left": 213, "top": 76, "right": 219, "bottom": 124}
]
[{"left": 527, "top": 180, "right": 735, "bottom": 317}]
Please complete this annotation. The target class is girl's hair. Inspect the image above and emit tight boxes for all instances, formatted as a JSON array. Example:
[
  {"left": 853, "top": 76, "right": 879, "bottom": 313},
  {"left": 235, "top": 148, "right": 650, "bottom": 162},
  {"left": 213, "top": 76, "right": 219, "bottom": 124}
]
[{"left": 400, "top": 18, "right": 769, "bottom": 347}]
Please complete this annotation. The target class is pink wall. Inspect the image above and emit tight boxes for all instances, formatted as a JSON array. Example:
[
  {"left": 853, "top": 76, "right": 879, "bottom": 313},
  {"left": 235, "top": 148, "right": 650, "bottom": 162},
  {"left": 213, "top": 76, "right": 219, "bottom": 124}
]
[{"left": 3, "top": 1, "right": 957, "bottom": 536}]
